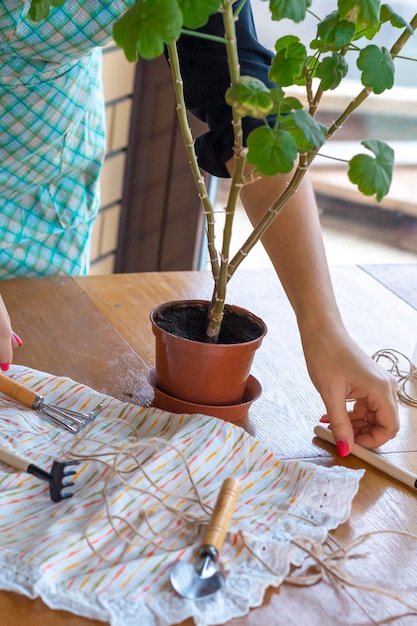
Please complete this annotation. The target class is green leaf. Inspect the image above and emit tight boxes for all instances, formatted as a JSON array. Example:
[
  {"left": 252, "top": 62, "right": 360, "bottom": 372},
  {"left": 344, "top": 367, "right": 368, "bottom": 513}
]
[
  {"left": 28, "top": 0, "right": 64, "bottom": 21},
  {"left": 316, "top": 52, "right": 349, "bottom": 90},
  {"left": 353, "top": 23, "right": 381, "bottom": 41},
  {"left": 269, "top": 40, "right": 307, "bottom": 87},
  {"left": 281, "top": 96, "right": 304, "bottom": 113},
  {"left": 279, "top": 112, "right": 328, "bottom": 152},
  {"left": 178, "top": 0, "right": 221, "bottom": 30},
  {"left": 263, "top": 89, "right": 303, "bottom": 116},
  {"left": 348, "top": 139, "right": 394, "bottom": 202},
  {"left": 269, "top": 0, "right": 312, "bottom": 23},
  {"left": 293, "top": 110, "right": 328, "bottom": 149},
  {"left": 113, "top": 0, "right": 183, "bottom": 62},
  {"left": 274, "top": 35, "right": 301, "bottom": 52},
  {"left": 380, "top": 4, "right": 414, "bottom": 33},
  {"left": 225, "top": 77, "right": 274, "bottom": 118},
  {"left": 357, "top": 45, "right": 395, "bottom": 94},
  {"left": 246, "top": 126, "right": 298, "bottom": 175},
  {"left": 351, "top": 2, "right": 412, "bottom": 40},
  {"left": 316, "top": 11, "right": 356, "bottom": 51},
  {"left": 338, "top": 0, "right": 381, "bottom": 29},
  {"left": 265, "top": 88, "right": 285, "bottom": 114}
]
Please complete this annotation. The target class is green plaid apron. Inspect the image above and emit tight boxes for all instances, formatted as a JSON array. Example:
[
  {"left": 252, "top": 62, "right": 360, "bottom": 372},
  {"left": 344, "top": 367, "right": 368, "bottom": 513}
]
[{"left": 0, "top": 0, "right": 130, "bottom": 278}]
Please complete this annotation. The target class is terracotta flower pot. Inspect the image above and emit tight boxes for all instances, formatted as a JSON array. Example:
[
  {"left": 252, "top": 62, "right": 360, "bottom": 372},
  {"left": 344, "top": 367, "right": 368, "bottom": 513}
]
[{"left": 150, "top": 300, "right": 267, "bottom": 414}]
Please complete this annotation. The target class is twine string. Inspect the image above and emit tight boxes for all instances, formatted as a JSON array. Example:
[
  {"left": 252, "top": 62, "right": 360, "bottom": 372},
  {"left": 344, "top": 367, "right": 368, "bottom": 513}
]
[
  {"left": 62, "top": 425, "right": 214, "bottom": 562},
  {"left": 61, "top": 418, "right": 417, "bottom": 613},
  {"left": 240, "top": 528, "right": 417, "bottom": 611},
  {"left": 372, "top": 348, "right": 417, "bottom": 407}
]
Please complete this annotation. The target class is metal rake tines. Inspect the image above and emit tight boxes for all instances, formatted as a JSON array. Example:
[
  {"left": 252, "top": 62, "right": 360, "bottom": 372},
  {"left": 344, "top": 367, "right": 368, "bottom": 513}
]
[
  {"left": 28, "top": 459, "right": 80, "bottom": 502},
  {"left": 0, "top": 372, "right": 103, "bottom": 433},
  {"left": 0, "top": 447, "right": 80, "bottom": 503},
  {"left": 37, "top": 399, "right": 104, "bottom": 433}
]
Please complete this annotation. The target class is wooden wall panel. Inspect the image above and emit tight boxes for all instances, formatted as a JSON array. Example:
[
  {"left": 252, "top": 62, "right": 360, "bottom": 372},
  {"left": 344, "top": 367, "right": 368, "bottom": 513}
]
[{"left": 115, "top": 55, "right": 207, "bottom": 273}]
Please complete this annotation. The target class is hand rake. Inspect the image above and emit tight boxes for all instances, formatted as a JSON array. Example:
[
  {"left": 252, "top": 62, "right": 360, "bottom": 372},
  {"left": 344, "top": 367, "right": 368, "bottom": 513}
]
[
  {"left": 0, "top": 446, "right": 79, "bottom": 502},
  {"left": 0, "top": 372, "right": 102, "bottom": 433}
]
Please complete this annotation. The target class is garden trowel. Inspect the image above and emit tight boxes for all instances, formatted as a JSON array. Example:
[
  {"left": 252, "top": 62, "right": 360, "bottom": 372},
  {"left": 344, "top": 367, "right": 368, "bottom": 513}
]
[{"left": 170, "top": 476, "right": 241, "bottom": 600}]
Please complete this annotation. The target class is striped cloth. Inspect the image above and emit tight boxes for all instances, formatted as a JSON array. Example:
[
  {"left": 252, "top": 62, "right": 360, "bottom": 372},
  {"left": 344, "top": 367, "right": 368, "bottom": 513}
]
[
  {"left": 0, "top": 0, "right": 131, "bottom": 278},
  {"left": 0, "top": 365, "right": 364, "bottom": 626}
]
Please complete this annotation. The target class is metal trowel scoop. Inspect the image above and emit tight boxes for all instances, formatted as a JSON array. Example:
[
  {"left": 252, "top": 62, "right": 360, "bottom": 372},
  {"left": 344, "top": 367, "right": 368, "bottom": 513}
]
[{"left": 170, "top": 476, "right": 241, "bottom": 600}]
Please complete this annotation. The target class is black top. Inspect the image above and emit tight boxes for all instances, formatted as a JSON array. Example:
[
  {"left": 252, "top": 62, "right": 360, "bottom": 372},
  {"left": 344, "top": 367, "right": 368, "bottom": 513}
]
[{"left": 176, "top": 1, "right": 276, "bottom": 177}]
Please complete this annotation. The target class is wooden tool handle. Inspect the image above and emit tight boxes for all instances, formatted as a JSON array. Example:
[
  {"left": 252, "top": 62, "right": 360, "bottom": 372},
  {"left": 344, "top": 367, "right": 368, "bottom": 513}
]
[
  {"left": 314, "top": 424, "right": 417, "bottom": 489},
  {"left": 0, "top": 373, "right": 38, "bottom": 409},
  {"left": 0, "top": 448, "right": 30, "bottom": 472},
  {"left": 202, "top": 477, "right": 241, "bottom": 554}
]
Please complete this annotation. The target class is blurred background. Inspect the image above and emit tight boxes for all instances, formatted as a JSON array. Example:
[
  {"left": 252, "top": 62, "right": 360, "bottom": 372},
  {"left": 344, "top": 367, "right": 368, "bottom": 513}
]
[
  {"left": 212, "top": 0, "right": 417, "bottom": 268},
  {"left": 91, "top": 1, "right": 417, "bottom": 275}
]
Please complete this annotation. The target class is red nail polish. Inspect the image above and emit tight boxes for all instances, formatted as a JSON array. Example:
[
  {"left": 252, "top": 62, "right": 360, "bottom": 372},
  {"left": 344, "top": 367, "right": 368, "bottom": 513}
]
[
  {"left": 319, "top": 416, "right": 330, "bottom": 423},
  {"left": 0, "top": 363, "right": 10, "bottom": 372},
  {"left": 336, "top": 440, "right": 350, "bottom": 458},
  {"left": 12, "top": 332, "right": 23, "bottom": 346}
]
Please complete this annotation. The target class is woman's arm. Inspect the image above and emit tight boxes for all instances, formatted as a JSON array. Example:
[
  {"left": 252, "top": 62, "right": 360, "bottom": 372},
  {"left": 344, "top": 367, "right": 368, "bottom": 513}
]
[
  {"left": 177, "top": 2, "right": 399, "bottom": 454},
  {"left": 231, "top": 163, "right": 399, "bottom": 455}
]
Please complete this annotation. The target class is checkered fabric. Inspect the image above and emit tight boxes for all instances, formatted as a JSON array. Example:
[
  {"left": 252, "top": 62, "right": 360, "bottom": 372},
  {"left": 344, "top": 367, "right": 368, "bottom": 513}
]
[{"left": 0, "top": 0, "right": 131, "bottom": 278}]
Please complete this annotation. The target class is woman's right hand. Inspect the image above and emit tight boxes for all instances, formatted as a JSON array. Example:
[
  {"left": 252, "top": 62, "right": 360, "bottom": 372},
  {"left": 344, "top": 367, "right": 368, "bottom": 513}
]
[{"left": 0, "top": 295, "right": 22, "bottom": 371}]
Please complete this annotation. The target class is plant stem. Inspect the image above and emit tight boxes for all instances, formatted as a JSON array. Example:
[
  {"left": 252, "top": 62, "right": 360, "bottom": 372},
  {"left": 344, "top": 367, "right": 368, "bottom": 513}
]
[
  {"left": 168, "top": 9, "right": 416, "bottom": 336},
  {"left": 228, "top": 13, "right": 417, "bottom": 279},
  {"left": 166, "top": 41, "right": 220, "bottom": 282},
  {"left": 206, "top": 151, "right": 246, "bottom": 339},
  {"left": 180, "top": 28, "right": 228, "bottom": 45},
  {"left": 205, "top": 0, "right": 246, "bottom": 341},
  {"left": 228, "top": 154, "right": 308, "bottom": 279},
  {"left": 391, "top": 14, "right": 417, "bottom": 57}
]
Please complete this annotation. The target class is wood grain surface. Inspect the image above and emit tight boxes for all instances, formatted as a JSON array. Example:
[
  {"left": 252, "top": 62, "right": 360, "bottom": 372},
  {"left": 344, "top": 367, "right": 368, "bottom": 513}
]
[
  {"left": 0, "top": 266, "right": 417, "bottom": 625},
  {"left": 361, "top": 263, "right": 417, "bottom": 311}
]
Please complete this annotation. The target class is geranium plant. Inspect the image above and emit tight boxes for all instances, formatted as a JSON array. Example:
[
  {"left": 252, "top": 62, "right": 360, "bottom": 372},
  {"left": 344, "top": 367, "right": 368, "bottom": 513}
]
[{"left": 30, "top": 0, "right": 416, "bottom": 342}]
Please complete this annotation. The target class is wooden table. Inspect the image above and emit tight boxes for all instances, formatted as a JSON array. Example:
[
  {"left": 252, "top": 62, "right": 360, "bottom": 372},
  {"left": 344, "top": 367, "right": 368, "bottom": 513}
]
[{"left": 1, "top": 265, "right": 417, "bottom": 625}]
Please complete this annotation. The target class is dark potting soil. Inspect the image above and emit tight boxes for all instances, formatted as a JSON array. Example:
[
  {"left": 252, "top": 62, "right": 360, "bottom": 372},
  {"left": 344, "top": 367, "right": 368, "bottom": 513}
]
[{"left": 154, "top": 302, "right": 263, "bottom": 344}]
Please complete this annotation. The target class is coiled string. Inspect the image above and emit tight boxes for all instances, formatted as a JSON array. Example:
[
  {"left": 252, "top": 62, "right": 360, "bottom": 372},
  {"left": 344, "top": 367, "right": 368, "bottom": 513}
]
[{"left": 372, "top": 349, "right": 417, "bottom": 407}]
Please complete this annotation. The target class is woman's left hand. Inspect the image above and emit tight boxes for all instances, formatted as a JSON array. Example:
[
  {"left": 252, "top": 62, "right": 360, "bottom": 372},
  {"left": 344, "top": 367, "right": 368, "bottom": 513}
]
[{"left": 301, "top": 323, "right": 399, "bottom": 457}]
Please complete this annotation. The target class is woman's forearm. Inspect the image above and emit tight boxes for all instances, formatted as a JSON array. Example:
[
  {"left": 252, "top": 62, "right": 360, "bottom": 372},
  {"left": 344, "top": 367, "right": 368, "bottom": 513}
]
[
  {"left": 229, "top": 161, "right": 399, "bottom": 454},
  {"left": 227, "top": 161, "right": 344, "bottom": 332}
]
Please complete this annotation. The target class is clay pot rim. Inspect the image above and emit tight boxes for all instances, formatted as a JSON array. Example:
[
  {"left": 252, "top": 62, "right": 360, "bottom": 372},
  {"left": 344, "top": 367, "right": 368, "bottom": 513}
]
[{"left": 150, "top": 299, "right": 267, "bottom": 347}]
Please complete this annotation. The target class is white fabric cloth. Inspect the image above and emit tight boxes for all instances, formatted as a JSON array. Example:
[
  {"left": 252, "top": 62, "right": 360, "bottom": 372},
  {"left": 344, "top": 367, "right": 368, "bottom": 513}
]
[{"left": 0, "top": 365, "right": 364, "bottom": 625}]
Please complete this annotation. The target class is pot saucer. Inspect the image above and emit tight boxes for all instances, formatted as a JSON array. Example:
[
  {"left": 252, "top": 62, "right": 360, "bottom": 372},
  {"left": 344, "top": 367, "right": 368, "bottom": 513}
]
[{"left": 147, "top": 367, "right": 261, "bottom": 423}]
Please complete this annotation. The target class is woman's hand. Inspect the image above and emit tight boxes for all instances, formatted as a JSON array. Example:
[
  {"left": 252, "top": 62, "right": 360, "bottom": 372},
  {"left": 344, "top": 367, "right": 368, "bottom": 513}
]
[
  {"left": 301, "top": 322, "right": 399, "bottom": 457},
  {"left": 230, "top": 166, "right": 399, "bottom": 457},
  {"left": 0, "top": 295, "right": 22, "bottom": 371}
]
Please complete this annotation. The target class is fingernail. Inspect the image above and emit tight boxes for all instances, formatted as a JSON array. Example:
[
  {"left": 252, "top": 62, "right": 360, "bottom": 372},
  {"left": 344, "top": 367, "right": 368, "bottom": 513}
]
[
  {"left": 336, "top": 440, "right": 350, "bottom": 458},
  {"left": 0, "top": 363, "right": 10, "bottom": 372},
  {"left": 319, "top": 416, "right": 330, "bottom": 423},
  {"left": 12, "top": 332, "right": 23, "bottom": 346}
]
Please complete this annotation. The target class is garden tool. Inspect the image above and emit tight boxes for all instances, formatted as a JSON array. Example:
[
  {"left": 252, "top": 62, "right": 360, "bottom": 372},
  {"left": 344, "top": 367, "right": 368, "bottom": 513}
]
[
  {"left": 170, "top": 476, "right": 241, "bottom": 600},
  {"left": 0, "top": 372, "right": 103, "bottom": 433},
  {"left": 0, "top": 446, "right": 79, "bottom": 502}
]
